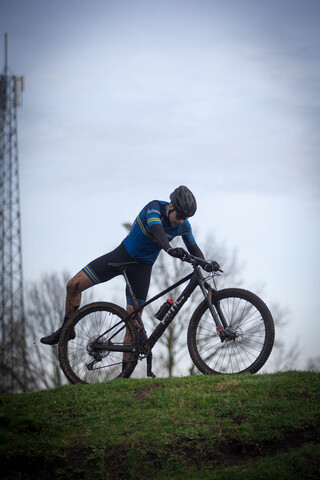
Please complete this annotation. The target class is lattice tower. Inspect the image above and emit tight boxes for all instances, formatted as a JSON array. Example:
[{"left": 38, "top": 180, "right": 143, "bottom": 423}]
[{"left": 0, "top": 34, "right": 26, "bottom": 393}]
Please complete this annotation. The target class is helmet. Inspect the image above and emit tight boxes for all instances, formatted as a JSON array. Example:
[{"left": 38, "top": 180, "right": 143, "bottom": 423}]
[{"left": 170, "top": 186, "right": 197, "bottom": 217}]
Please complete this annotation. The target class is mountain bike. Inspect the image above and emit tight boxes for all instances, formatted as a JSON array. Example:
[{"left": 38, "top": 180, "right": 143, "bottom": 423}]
[{"left": 59, "top": 255, "right": 275, "bottom": 384}]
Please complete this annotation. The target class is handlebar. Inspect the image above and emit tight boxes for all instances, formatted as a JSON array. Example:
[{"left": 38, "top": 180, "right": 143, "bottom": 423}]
[{"left": 183, "top": 254, "right": 223, "bottom": 273}]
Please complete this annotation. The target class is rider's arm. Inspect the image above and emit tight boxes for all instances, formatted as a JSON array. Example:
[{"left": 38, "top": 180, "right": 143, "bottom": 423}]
[
  {"left": 146, "top": 202, "right": 172, "bottom": 252},
  {"left": 186, "top": 242, "right": 205, "bottom": 259},
  {"left": 150, "top": 224, "right": 172, "bottom": 251},
  {"left": 182, "top": 225, "right": 205, "bottom": 259}
]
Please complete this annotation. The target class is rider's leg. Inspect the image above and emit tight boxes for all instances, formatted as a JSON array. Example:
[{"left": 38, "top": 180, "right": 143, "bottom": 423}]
[
  {"left": 123, "top": 305, "right": 143, "bottom": 351},
  {"left": 122, "top": 305, "right": 143, "bottom": 371},
  {"left": 40, "top": 245, "right": 129, "bottom": 346},
  {"left": 65, "top": 270, "right": 93, "bottom": 318},
  {"left": 123, "top": 305, "right": 134, "bottom": 360},
  {"left": 40, "top": 271, "right": 94, "bottom": 345},
  {"left": 121, "top": 262, "right": 152, "bottom": 372}
]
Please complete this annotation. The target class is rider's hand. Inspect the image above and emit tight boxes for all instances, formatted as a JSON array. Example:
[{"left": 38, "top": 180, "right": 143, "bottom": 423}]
[
  {"left": 167, "top": 247, "right": 190, "bottom": 261},
  {"left": 203, "top": 261, "right": 220, "bottom": 272}
]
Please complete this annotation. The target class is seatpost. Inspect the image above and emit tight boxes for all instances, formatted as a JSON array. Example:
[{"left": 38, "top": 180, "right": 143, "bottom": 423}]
[{"left": 121, "top": 268, "right": 140, "bottom": 312}]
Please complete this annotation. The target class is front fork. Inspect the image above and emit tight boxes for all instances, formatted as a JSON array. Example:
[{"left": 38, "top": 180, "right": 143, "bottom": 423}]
[{"left": 201, "top": 280, "right": 229, "bottom": 338}]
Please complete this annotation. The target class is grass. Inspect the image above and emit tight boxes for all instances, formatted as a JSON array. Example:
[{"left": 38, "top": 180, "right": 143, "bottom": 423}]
[{"left": 0, "top": 371, "right": 319, "bottom": 479}]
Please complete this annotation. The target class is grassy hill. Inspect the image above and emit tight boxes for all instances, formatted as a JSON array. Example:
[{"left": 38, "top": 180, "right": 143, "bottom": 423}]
[{"left": 0, "top": 371, "right": 319, "bottom": 479}]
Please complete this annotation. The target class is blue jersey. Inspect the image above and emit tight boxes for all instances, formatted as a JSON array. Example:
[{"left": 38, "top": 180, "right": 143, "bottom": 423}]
[{"left": 123, "top": 200, "right": 196, "bottom": 264}]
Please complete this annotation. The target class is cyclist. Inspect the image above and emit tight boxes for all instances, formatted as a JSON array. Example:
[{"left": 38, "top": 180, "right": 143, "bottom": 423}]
[{"left": 41, "top": 186, "right": 217, "bottom": 345}]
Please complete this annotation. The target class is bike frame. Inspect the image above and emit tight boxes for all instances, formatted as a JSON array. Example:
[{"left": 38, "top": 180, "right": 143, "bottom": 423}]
[
  {"left": 87, "top": 261, "right": 228, "bottom": 377},
  {"left": 61, "top": 258, "right": 275, "bottom": 381},
  {"left": 122, "top": 263, "right": 227, "bottom": 352}
]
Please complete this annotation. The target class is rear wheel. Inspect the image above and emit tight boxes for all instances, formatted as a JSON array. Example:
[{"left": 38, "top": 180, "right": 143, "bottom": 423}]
[
  {"left": 187, "top": 288, "right": 275, "bottom": 374},
  {"left": 59, "top": 302, "right": 138, "bottom": 384}
]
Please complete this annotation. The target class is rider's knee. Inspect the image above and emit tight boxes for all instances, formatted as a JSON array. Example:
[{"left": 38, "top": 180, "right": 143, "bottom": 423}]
[
  {"left": 66, "top": 277, "right": 75, "bottom": 295},
  {"left": 67, "top": 270, "right": 92, "bottom": 297},
  {"left": 66, "top": 276, "right": 82, "bottom": 296}
]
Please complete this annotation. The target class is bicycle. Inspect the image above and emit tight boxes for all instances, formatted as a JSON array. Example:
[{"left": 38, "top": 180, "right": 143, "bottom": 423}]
[{"left": 59, "top": 255, "right": 275, "bottom": 384}]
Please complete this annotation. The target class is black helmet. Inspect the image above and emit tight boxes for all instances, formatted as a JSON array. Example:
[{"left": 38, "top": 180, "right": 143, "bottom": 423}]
[{"left": 170, "top": 186, "right": 197, "bottom": 217}]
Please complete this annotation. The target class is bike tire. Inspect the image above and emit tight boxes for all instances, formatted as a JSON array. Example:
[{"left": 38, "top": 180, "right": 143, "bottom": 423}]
[
  {"left": 59, "top": 302, "right": 138, "bottom": 384},
  {"left": 187, "top": 288, "right": 275, "bottom": 375}
]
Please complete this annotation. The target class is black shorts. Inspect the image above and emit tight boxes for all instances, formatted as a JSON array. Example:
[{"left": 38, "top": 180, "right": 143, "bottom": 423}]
[{"left": 82, "top": 242, "right": 153, "bottom": 305}]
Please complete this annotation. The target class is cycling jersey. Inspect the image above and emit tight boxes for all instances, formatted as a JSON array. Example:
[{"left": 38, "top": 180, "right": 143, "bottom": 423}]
[
  {"left": 123, "top": 200, "right": 196, "bottom": 264},
  {"left": 82, "top": 200, "right": 201, "bottom": 305}
]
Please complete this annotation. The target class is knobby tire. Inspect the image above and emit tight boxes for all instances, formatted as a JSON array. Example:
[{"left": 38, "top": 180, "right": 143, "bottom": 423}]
[
  {"left": 59, "top": 302, "right": 138, "bottom": 384},
  {"left": 187, "top": 288, "right": 275, "bottom": 374}
]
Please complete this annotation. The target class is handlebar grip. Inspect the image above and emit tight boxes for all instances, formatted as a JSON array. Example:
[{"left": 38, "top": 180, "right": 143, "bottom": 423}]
[{"left": 188, "top": 255, "right": 223, "bottom": 273}]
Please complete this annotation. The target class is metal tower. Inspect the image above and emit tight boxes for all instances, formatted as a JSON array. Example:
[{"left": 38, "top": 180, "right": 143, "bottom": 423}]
[{"left": 0, "top": 33, "right": 26, "bottom": 393}]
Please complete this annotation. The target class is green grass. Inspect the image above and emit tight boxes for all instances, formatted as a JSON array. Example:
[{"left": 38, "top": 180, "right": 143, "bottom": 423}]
[{"left": 1, "top": 371, "right": 319, "bottom": 479}]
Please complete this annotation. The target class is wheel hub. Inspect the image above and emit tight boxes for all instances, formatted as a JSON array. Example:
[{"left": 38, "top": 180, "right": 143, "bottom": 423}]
[
  {"left": 86, "top": 335, "right": 110, "bottom": 359},
  {"left": 222, "top": 328, "right": 242, "bottom": 343}
]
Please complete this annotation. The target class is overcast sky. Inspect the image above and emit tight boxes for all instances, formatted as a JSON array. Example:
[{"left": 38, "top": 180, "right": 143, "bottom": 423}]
[{"left": 1, "top": 0, "right": 319, "bottom": 368}]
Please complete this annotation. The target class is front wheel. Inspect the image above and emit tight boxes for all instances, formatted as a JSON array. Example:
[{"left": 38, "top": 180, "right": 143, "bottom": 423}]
[
  {"left": 59, "top": 302, "right": 138, "bottom": 384},
  {"left": 187, "top": 288, "right": 275, "bottom": 375}
]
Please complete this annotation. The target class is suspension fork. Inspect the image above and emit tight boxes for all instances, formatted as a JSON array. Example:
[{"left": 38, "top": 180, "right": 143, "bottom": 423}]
[{"left": 199, "top": 277, "right": 229, "bottom": 333}]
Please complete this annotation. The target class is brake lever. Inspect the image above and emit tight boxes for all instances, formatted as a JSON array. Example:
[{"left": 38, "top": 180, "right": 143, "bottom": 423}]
[{"left": 182, "top": 253, "right": 192, "bottom": 263}]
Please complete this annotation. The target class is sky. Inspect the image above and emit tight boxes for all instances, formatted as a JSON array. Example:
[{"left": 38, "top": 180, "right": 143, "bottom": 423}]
[{"left": 1, "top": 0, "right": 319, "bottom": 369}]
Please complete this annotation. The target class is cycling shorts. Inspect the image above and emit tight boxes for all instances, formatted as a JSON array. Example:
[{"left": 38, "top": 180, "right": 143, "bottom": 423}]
[{"left": 82, "top": 242, "right": 152, "bottom": 305}]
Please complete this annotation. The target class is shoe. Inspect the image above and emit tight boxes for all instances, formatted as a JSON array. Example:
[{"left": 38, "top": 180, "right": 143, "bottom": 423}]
[
  {"left": 40, "top": 326, "right": 76, "bottom": 345},
  {"left": 40, "top": 328, "right": 62, "bottom": 345}
]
